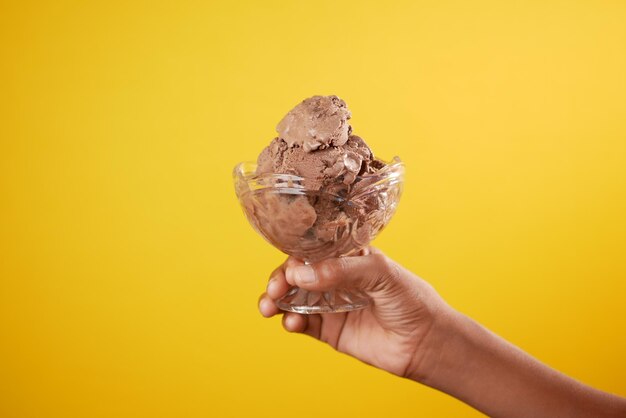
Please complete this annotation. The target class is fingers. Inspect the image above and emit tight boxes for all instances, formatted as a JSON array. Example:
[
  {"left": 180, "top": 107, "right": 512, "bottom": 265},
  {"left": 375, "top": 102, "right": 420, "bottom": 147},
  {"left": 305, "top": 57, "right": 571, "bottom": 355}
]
[
  {"left": 282, "top": 312, "right": 307, "bottom": 333},
  {"left": 282, "top": 312, "right": 324, "bottom": 340},
  {"left": 301, "top": 314, "right": 322, "bottom": 339},
  {"left": 285, "top": 249, "right": 398, "bottom": 292},
  {"left": 259, "top": 258, "right": 323, "bottom": 339},
  {"left": 258, "top": 293, "right": 280, "bottom": 318},
  {"left": 259, "top": 295, "right": 312, "bottom": 335},
  {"left": 266, "top": 270, "right": 290, "bottom": 300},
  {"left": 259, "top": 256, "right": 305, "bottom": 318},
  {"left": 259, "top": 292, "right": 319, "bottom": 337},
  {"left": 259, "top": 255, "right": 355, "bottom": 342}
]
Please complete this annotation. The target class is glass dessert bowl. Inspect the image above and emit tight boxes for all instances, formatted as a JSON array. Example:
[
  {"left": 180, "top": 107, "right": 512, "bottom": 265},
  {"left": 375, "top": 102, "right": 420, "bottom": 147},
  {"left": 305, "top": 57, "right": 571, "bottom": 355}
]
[{"left": 233, "top": 157, "right": 404, "bottom": 314}]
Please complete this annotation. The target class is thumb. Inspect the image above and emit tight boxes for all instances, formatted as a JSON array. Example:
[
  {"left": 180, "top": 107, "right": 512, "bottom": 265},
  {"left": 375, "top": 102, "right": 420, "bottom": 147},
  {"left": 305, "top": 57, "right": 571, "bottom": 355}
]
[{"left": 284, "top": 252, "right": 399, "bottom": 292}]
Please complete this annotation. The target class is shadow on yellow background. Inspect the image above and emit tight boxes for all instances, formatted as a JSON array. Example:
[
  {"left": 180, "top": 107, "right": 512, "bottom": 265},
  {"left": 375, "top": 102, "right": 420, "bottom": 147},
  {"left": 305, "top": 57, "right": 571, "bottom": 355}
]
[{"left": 1, "top": 1, "right": 625, "bottom": 417}]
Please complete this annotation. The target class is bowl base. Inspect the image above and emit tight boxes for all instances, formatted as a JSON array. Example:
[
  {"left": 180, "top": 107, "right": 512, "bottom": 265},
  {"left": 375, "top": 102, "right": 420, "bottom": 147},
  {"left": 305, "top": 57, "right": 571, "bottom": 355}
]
[{"left": 276, "top": 287, "right": 369, "bottom": 314}]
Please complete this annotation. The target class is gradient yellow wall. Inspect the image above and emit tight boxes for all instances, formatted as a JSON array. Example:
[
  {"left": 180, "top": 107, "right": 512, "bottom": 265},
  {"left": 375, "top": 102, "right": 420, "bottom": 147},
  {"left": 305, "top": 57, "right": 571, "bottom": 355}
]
[{"left": 1, "top": 1, "right": 625, "bottom": 417}]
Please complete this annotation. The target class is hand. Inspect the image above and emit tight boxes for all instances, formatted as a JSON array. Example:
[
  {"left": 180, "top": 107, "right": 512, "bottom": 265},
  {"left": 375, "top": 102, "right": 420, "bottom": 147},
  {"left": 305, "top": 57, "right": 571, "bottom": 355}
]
[
  {"left": 258, "top": 248, "right": 626, "bottom": 417},
  {"left": 259, "top": 248, "right": 626, "bottom": 417},
  {"left": 258, "top": 247, "right": 451, "bottom": 380}
]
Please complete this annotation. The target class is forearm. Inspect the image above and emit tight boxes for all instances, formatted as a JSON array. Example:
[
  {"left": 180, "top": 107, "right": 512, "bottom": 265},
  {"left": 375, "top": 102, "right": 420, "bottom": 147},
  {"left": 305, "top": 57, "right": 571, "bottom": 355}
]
[{"left": 411, "top": 308, "right": 626, "bottom": 418}]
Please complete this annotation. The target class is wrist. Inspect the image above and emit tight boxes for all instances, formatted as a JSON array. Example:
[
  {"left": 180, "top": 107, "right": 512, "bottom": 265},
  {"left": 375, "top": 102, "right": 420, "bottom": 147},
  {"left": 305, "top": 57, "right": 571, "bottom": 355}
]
[
  {"left": 403, "top": 302, "right": 466, "bottom": 384},
  {"left": 406, "top": 306, "right": 508, "bottom": 416}
]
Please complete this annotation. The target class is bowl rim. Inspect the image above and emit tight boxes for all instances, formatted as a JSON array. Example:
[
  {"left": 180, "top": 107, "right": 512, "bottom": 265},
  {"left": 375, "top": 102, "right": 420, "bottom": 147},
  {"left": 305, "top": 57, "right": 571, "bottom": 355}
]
[{"left": 233, "top": 156, "right": 404, "bottom": 184}]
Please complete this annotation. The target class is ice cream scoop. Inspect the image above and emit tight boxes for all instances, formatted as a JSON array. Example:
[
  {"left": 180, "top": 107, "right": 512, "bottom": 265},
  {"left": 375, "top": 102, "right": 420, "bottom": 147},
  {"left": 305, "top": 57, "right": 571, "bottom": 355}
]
[
  {"left": 256, "top": 134, "right": 380, "bottom": 190},
  {"left": 258, "top": 95, "right": 386, "bottom": 187},
  {"left": 275, "top": 95, "right": 352, "bottom": 151}
]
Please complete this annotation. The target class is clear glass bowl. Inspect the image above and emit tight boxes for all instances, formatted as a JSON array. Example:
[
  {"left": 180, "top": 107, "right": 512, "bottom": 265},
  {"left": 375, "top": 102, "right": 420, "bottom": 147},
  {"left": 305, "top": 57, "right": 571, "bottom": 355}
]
[{"left": 233, "top": 157, "right": 404, "bottom": 313}]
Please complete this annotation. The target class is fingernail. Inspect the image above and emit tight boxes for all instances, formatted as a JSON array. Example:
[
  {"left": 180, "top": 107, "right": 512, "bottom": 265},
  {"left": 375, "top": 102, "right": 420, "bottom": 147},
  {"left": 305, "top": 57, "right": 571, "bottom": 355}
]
[{"left": 294, "top": 265, "right": 316, "bottom": 284}]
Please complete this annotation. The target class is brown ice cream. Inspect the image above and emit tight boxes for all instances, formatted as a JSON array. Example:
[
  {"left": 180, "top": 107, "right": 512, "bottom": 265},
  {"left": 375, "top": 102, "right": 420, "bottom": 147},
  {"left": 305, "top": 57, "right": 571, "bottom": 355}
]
[
  {"left": 257, "top": 95, "right": 385, "bottom": 188},
  {"left": 275, "top": 95, "right": 352, "bottom": 151},
  {"left": 256, "top": 134, "right": 381, "bottom": 190},
  {"left": 239, "top": 95, "right": 398, "bottom": 261}
]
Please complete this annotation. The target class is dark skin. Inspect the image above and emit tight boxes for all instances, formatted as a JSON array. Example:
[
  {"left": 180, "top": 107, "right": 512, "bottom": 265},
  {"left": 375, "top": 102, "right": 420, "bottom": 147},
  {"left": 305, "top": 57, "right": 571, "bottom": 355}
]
[{"left": 259, "top": 247, "right": 626, "bottom": 418}]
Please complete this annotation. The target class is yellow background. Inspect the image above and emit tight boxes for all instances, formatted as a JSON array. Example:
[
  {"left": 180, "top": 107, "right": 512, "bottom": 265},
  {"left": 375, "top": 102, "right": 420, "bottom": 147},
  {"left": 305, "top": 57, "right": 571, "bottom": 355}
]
[{"left": 1, "top": 1, "right": 625, "bottom": 417}]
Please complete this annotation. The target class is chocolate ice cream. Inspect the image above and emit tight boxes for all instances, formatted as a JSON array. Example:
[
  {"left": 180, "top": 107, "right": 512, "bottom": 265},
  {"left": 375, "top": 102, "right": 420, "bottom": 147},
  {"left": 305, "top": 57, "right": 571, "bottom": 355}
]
[
  {"left": 275, "top": 95, "right": 352, "bottom": 151},
  {"left": 237, "top": 95, "right": 401, "bottom": 262},
  {"left": 257, "top": 95, "right": 385, "bottom": 188}
]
